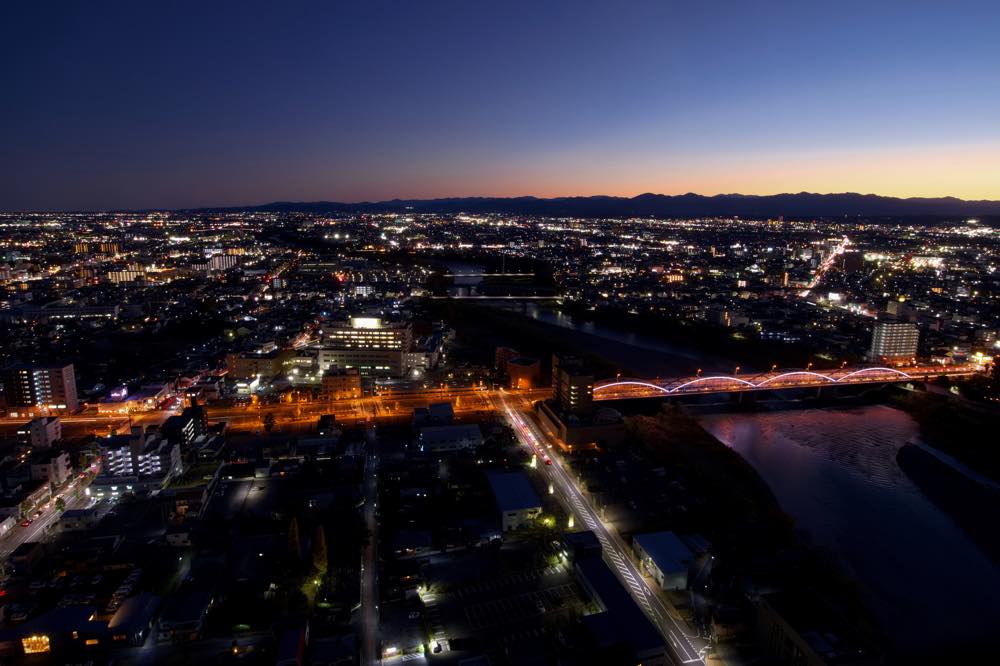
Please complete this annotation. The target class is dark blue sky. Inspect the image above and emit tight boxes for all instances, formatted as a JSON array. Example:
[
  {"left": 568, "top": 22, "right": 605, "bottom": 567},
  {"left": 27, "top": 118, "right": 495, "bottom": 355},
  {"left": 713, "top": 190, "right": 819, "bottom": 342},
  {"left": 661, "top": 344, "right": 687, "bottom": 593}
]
[{"left": 3, "top": 0, "right": 999, "bottom": 210}]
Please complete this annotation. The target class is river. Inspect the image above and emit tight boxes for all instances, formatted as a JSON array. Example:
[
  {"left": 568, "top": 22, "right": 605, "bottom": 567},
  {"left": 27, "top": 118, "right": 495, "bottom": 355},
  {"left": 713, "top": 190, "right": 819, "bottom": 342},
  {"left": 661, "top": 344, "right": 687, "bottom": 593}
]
[
  {"left": 445, "top": 264, "right": 734, "bottom": 375},
  {"left": 478, "top": 296, "right": 1000, "bottom": 655},
  {"left": 495, "top": 302, "right": 736, "bottom": 376},
  {"left": 700, "top": 406, "right": 1000, "bottom": 655}
]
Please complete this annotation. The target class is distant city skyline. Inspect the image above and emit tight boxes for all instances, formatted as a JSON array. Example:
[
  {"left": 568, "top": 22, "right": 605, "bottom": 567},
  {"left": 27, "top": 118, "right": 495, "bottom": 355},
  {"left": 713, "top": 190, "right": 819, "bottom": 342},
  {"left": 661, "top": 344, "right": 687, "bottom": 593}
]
[{"left": 3, "top": 1, "right": 1000, "bottom": 210}]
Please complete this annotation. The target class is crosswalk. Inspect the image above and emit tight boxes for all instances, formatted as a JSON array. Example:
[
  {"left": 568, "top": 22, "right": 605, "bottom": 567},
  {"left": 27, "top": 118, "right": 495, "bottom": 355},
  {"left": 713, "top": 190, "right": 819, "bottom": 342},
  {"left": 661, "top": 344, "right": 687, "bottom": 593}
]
[
  {"left": 557, "top": 476, "right": 654, "bottom": 612},
  {"left": 502, "top": 400, "right": 705, "bottom": 665}
]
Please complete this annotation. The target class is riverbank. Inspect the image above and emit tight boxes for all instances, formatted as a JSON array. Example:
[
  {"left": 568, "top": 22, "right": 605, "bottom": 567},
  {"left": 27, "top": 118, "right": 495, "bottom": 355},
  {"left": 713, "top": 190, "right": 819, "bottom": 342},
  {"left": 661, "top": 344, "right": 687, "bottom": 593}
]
[
  {"left": 626, "top": 408, "right": 794, "bottom": 556},
  {"left": 626, "top": 407, "right": 883, "bottom": 650},
  {"left": 425, "top": 300, "right": 638, "bottom": 377},
  {"left": 896, "top": 443, "right": 1000, "bottom": 563},
  {"left": 889, "top": 389, "right": 1000, "bottom": 482},
  {"left": 700, "top": 405, "right": 1000, "bottom": 661},
  {"left": 560, "top": 301, "right": 854, "bottom": 371}
]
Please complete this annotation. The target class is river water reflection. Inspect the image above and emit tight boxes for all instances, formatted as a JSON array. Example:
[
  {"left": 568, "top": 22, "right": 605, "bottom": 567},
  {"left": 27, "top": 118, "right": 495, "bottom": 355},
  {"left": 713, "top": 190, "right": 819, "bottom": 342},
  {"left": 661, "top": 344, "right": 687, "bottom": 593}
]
[
  {"left": 700, "top": 406, "right": 1000, "bottom": 654},
  {"left": 478, "top": 298, "right": 1000, "bottom": 651}
]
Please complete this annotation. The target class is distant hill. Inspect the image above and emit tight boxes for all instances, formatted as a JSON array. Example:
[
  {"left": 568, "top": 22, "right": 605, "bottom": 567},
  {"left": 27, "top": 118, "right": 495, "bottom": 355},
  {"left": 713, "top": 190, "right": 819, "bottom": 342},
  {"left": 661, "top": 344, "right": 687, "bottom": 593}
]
[{"left": 189, "top": 192, "right": 1000, "bottom": 218}]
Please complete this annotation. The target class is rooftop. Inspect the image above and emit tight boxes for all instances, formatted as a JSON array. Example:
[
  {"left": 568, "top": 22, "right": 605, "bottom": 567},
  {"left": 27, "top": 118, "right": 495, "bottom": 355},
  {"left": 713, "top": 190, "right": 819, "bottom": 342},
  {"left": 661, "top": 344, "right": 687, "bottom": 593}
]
[
  {"left": 486, "top": 471, "right": 542, "bottom": 513},
  {"left": 575, "top": 555, "right": 665, "bottom": 658},
  {"left": 634, "top": 530, "right": 694, "bottom": 574}
]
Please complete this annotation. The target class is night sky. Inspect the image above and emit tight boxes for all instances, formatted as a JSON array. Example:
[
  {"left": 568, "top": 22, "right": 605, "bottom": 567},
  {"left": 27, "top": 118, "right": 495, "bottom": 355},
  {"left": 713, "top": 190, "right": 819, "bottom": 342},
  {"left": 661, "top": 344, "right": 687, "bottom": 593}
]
[{"left": 3, "top": 0, "right": 999, "bottom": 210}]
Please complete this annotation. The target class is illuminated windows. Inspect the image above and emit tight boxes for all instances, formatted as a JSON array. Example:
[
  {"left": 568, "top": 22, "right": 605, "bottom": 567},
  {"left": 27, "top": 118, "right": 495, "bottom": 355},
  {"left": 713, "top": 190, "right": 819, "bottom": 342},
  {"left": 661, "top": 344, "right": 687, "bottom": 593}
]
[{"left": 22, "top": 635, "right": 51, "bottom": 654}]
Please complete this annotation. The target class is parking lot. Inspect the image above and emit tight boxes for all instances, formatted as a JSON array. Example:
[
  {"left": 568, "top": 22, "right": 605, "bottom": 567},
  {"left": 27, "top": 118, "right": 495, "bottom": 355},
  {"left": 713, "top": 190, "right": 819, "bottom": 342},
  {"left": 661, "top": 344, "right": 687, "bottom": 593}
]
[
  {"left": 464, "top": 582, "right": 579, "bottom": 630},
  {"left": 425, "top": 555, "right": 589, "bottom": 659},
  {"left": 454, "top": 562, "right": 566, "bottom": 600}
]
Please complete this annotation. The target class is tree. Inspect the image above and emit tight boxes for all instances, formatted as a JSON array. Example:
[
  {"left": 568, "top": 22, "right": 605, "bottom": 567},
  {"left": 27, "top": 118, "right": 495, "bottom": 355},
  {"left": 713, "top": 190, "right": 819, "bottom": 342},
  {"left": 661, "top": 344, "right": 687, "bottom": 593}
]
[
  {"left": 55, "top": 497, "right": 65, "bottom": 512},
  {"left": 312, "top": 525, "right": 328, "bottom": 575},
  {"left": 287, "top": 516, "right": 301, "bottom": 561}
]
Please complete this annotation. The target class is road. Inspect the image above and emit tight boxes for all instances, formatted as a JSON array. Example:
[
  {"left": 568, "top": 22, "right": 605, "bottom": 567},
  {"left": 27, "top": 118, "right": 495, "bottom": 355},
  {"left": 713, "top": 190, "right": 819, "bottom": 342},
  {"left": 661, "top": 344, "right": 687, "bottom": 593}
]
[
  {"left": 361, "top": 427, "right": 380, "bottom": 666},
  {"left": 0, "top": 388, "right": 548, "bottom": 439},
  {"left": 0, "top": 475, "right": 94, "bottom": 562},
  {"left": 0, "top": 410, "right": 169, "bottom": 440},
  {"left": 209, "top": 387, "right": 547, "bottom": 433},
  {"left": 799, "top": 235, "right": 849, "bottom": 297},
  {"left": 498, "top": 392, "right": 707, "bottom": 665}
]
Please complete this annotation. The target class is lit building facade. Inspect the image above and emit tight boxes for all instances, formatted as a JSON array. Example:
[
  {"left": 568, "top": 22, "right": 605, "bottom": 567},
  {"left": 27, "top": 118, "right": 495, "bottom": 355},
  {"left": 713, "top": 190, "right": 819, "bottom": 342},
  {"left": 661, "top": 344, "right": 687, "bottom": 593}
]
[
  {"left": 318, "top": 316, "right": 412, "bottom": 377},
  {"left": 552, "top": 353, "right": 594, "bottom": 416},
  {"left": 1, "top": 364, "right": 79, "bottom": 413},
  {"left": 867, "top": 320, "right": 919, "bottom": 363},
  {"left": 321, "top": 367, "right": 362, "bottom": 400}
]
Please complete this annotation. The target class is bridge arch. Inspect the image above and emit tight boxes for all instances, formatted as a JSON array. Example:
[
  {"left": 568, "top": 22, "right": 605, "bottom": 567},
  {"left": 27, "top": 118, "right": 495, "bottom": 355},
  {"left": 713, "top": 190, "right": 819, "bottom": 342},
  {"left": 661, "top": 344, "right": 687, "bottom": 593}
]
[
  {"left": 667, "top": 375, "right": 757, "bottom": 393},
  {"left": 593, "top": 381, "right": 670, "bottom": 394},
  {"left": 836, "top": 366, "right": 913, "bottom": 382},
  {"left": 755, "top": 370, "right": 838, "bottom": 387}
]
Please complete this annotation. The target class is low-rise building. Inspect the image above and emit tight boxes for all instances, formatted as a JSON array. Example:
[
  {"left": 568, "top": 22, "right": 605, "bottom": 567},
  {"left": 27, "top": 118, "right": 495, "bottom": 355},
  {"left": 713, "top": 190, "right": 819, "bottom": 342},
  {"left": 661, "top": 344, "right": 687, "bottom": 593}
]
[
  {"left": 507, "top": 356, "right": 542, "bottom": 389},
  {"left": 633, "top": 531, "right": 695, "bottom": 591},
  {"left": 320, "top": 367, "right": 362, "bottom": 400},
  {"left": 97, "top": 384, "right": 172, "bottom": 414},
  {"left": 0, "top": 515, "right": 15, "bottom": 538},
  {"left": 108, "top": 593, "right": 161, "bottom": 646},
  {"left": 412, "top": 401, "right": 454, "bottom": 427},
  {"left": 20, "top": 417, "right": 61, "bottom": 448},
  {"left": 226, "top": 349, "right": 293, "bottom": 380},
  {"left": 59, "top": 504, "right": 111, "bottom": 532},
  {"left": 157, "top": 585, "right": 215, "bottom": 643},
  {"left": 417, "top": 424, "right": 483, "bottom": 453},
  {"left": 29, "top": 449, "right": 72, "bottom": 487},
  {"left": 756, "top": 591, "right": 879, "bottom": 666},
  {"left": 574, "top": 554, "right": 668, "bottom": 665},
  {"left": 487, "top": 471, "right": 543, "bottom": 532},
  {"left": 92, "top": 426, "right": 183, "bottom": 499}
]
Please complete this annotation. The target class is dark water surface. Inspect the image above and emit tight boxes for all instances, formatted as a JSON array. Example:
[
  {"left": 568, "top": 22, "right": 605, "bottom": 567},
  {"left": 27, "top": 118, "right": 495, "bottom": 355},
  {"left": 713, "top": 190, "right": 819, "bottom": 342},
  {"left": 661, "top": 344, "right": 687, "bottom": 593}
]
[{"left": 700, "top": 406, "right": 1000, "bottom": 654}]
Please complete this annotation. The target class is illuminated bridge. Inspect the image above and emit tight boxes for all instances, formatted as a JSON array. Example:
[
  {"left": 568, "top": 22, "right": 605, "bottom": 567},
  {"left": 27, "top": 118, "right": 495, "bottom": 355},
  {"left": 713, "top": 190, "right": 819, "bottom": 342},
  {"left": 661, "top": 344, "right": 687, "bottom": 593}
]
[{"left": 593, "top": 364, "right": 982, "bottom": 401}]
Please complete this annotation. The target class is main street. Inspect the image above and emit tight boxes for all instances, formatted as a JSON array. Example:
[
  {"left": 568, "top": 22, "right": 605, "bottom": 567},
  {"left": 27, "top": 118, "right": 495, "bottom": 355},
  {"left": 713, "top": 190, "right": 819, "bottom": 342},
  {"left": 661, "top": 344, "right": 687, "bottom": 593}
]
[
  {"left": 0, "top": 473, "right": 95, "bottom": 562},
  {"left": 498, "top": 392, "right": 707, "bottom": 666},
  {"left": 0, "top": 388, "right": 548, "bottom": 439},
  {"left": 208, "top": 387, "right": 547, "bottom": 433},
  {"left": 0, "top": 411, "right": 169, "bottom": 440}
]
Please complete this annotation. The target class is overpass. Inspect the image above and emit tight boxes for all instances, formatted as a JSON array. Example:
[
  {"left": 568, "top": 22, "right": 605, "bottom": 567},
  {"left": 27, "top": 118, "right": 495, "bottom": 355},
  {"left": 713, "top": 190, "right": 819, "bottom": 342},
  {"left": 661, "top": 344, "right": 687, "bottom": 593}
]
[{"left": 593, "top": 364, "right": 982, "bottom": 401}]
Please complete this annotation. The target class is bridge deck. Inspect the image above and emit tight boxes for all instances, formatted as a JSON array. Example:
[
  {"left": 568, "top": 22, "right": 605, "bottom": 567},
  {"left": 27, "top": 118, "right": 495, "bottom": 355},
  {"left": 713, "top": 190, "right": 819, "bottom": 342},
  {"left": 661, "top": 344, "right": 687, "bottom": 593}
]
[{"left": 593, "top": 364, "right": 980, "bottom": 400}]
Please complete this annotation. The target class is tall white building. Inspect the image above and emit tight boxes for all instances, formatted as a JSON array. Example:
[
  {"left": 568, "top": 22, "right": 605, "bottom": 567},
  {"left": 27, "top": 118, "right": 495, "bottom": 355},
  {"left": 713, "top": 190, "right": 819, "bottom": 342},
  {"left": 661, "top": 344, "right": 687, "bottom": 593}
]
[{"left": 867, "top": 320, "right": 919, "bottom": 363}]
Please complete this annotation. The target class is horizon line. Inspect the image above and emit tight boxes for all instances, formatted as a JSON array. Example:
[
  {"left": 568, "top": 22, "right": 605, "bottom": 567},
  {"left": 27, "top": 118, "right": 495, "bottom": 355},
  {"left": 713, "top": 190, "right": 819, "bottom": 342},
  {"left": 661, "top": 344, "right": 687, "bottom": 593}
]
[{"left": 4, "top": 189, "right": 1000, "bottom": 215}]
